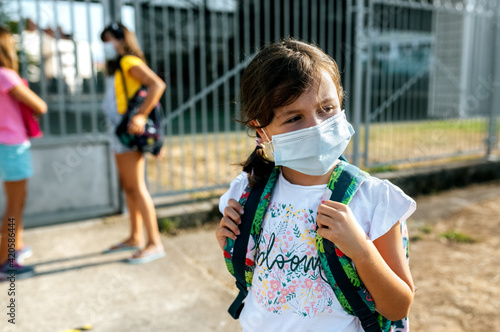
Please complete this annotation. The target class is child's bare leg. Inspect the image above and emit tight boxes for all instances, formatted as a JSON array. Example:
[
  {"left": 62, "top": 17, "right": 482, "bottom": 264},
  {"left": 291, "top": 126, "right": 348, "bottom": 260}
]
[
  {"left": 115, "top": 152, "right": 163, "bottom": 258},
  {"left": 114, "top": 152, "right": 145, "bottom": 248},
  {"left": 0, "top": 180, "right": 27, "bottom": 265}
]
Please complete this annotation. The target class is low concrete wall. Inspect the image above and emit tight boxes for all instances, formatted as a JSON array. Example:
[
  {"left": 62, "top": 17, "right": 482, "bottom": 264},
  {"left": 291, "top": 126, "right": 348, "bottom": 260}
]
[
  {"left": 378, "top": 157, "right": 500, "bottom": 197},
  {"left": 157, "top": 157, "right": 500, "bottom": 229},
  {"left": 0, "top": 136, "right": 121, "bottom": 228}
]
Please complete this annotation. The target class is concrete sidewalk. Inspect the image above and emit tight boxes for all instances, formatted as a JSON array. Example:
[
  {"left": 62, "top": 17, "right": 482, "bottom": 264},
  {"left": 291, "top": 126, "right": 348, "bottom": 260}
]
[{"left": 1, "top": 179, "right": 499, "bottom": 332}]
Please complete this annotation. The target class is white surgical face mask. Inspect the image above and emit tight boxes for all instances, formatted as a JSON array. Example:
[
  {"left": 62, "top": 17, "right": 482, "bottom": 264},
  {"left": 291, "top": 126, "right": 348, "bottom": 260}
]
[
  {"left": 265, "top": 110, "right": 354, "bottom": 176},
  {"left": 103, "top": 42, "right": 118, "bottom": 60}
]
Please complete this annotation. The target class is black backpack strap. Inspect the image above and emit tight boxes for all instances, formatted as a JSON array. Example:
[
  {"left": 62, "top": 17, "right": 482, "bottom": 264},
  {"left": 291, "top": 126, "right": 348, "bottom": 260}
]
[
  {"left": 228, "top": 177, "right": 266, "bottom": 319},
  {"left": 324, "top": 163, "right": 381, "bottom": 332}
]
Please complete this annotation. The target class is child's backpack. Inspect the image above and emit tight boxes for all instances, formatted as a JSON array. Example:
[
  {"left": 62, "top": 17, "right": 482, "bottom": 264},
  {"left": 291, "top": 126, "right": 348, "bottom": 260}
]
[{"left": 223, "top": 160, "right": 409, "bottom": 332}]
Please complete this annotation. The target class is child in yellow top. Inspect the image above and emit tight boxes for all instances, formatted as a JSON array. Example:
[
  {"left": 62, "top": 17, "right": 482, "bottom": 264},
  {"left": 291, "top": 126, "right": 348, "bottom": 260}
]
[{"left": 100, "top": 22, "right": 166, "bottom": 264}]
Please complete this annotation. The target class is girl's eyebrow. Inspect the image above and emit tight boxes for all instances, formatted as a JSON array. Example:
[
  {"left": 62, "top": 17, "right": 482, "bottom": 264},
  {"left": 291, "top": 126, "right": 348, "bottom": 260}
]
[
  {"left": 275, "top": 109, "right": 300, "bottom": 120},
  {"left": 275, "top": 96, "right": 339, "bottom": 119},
  {"left": 320, "top": 97, "right": 338, "bottom": 106}
]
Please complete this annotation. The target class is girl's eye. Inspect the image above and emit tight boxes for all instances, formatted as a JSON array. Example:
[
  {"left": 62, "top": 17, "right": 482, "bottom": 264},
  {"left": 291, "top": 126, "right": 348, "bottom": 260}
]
[
  {"left": 321, "top": 106, "right": 335, "bottom": 113},
  {"left": 285, "top": 116, "right": 301, "bottom": 124}
]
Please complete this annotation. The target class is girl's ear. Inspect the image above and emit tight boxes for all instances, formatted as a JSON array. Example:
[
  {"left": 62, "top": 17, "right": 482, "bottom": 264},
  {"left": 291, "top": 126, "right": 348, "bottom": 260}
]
[{"left": 250, "top": 120, "right": 270, "bottom": 143}]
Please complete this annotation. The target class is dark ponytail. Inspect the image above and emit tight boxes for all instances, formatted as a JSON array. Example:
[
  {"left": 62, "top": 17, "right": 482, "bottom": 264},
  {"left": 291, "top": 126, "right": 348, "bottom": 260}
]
[{"left": 240, "top": 132, "right": 275, "bottom": 188}]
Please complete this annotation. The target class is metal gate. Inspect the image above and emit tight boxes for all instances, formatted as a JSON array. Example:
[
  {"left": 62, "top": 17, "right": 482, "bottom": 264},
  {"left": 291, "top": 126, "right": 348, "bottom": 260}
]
[
  {"left": 132, "top": 0, "right": 358, "bottom": 197},
  {"left": 2, "top": 0, "right": 499, "bottom": 202},
  {"left": 361, "top": 0, "right": 499, "bottom": 168}
]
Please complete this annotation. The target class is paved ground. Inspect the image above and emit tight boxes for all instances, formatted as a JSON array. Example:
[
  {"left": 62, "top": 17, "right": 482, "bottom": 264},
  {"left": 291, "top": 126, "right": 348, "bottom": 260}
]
[{"left": 0, "top": 180, "right": 498, "bottom": 332}]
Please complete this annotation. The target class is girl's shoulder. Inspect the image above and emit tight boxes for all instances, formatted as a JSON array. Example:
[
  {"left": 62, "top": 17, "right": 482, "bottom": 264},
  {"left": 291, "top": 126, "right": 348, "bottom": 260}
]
[
  {"left": 358, "top": 175, "right": 407, "bottom": 198},
  {"left": 119, "top": 55, "right": 144, "bottom": 72},
  {"left": 0, "top": 67, "right": 22, "bottom": 92},
  {"left": 352, "top": 175, "right": 416, "bottom": 240},
  {"left": 219, "top": 172, "right": 249, "bottom": 214}
]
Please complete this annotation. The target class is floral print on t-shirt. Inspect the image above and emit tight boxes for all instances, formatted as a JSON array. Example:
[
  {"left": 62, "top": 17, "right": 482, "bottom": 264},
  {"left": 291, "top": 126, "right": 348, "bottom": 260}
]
[{"left": 251, "top": 201, "right": 337, "bottom": 317}]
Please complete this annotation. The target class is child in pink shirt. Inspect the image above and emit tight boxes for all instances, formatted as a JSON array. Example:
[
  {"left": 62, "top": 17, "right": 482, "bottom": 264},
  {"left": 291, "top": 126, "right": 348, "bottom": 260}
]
[
  {"left": 0, "top": 66, "right": 29, "bottom": 144},
  {"left": 0, "top": 26, "right": 47, "bottom": 281}
]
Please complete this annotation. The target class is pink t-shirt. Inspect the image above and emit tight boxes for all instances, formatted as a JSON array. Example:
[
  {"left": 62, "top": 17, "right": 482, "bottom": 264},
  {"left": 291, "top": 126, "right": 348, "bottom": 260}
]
[{"left": 0, "top": 67, "right": 27, "bottom": 145}]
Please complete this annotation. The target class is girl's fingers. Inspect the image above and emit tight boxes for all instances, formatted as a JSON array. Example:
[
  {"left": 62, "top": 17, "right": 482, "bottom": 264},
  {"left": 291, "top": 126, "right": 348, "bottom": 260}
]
[
  {"left": 227, "top": 198, "right": 244, "bottom": 215},
  {"left": 218, "top": 227, "right": 237, "bottom": 241},
  {"left": 220, "top": 216, "right": 240, "bottom": 236},
  {"left": 224, "top": 205, "right": 242, "bottom": 225},
  {"left": 216, "top": 218, "right": 240, "bottom": 250},
  {"left": 216, "top": 199, "right": 244, "bottom": 250},
  {"left": 316, "top": 213, "right": 333, "bottom": 230}
]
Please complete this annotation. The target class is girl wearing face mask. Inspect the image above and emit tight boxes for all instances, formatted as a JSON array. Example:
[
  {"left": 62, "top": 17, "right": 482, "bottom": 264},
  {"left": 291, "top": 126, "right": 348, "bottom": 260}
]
[
  {"left": 216, "top": 40, "right": 416, "bottom": 331},
  {"left": 100, "top": 23, "right": 165, "bottom": 264}
]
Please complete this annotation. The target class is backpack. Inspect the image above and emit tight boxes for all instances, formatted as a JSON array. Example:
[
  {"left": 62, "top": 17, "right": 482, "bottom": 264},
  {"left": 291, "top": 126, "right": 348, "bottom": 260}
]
[
  {"left": 115, "top": 62, "right": 164, "bottom": 156},
  {"left": 223, "top": 161, "right": 409, "bottom": 332}
]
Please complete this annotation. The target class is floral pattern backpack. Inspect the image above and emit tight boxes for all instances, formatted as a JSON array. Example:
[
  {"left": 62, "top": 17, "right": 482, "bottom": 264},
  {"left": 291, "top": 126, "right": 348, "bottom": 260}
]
[{"left": 223, "top": 161, "right": 410, "bottom": 332}]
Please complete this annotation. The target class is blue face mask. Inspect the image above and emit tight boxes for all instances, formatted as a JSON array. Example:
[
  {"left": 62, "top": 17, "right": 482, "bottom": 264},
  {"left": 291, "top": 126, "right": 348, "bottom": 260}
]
[
  {"left": 103, "top": 42, "right": 118, "bottom": 60},
  {"left": 264, "top": 110, "right": 354, "bottom": 176}
]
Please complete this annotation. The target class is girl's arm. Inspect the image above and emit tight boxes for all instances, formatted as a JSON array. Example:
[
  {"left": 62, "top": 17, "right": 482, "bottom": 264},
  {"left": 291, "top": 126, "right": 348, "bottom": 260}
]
[
  {"left": 317, "top": 201, "right": 415, "bottom": 321},
  {"left": 9, "top": 84, "right": 47, "bottom": 115},
  {"left": 127, "top": 63, "right": 166, "bottom": 135}
]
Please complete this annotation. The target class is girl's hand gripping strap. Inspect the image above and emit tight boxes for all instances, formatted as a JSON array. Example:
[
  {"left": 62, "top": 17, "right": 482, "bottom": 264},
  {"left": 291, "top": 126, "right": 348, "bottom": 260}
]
[
  {"left": 224, "top": 167, "right": 279, "bottom": 319},
  {"left": 316, "top": 162, "right": 383, "bottom": 332}
]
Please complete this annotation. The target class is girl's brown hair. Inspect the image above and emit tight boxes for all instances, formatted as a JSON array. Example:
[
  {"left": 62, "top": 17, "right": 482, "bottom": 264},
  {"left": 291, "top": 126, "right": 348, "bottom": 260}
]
[
  {"left": 240, "top": 39, "right": 344, "bottom": 186},
  {"left": 0, "top": 26, "right": 19, "bottom": 72},
  {"left": 100, "top": 22, "right": 145, "bottom": 75}
]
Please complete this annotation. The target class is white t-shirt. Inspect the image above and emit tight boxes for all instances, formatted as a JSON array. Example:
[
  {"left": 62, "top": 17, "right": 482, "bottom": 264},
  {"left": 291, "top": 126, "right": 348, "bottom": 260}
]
[{"left": 219, "top": 170, "right": 416, "bottom": 332}]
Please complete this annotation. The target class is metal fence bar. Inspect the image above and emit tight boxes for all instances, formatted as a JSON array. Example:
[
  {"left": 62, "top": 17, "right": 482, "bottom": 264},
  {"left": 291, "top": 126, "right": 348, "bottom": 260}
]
[
  {"left": 302, "top": 0, "right": 309, "bottom": 41},
  {"left": 344, "top": 0, "right": 353, "bottom": 122},
  {"left": 148, "top": 4, "right": 157, "bottom": 71},
  {"left": 274, "top": 0, "right": 280, "bottom": 40},
  {"left": 161, "top": 4, "right": 174, "bottom": 190},
  {"left": 16, "top": 0, "right": 28, "bottom": 80},
  {"left": 187, "top": 6, "right": 197, "bottom": 189},
  {"left": 174, "top": 6, "right": 186, "bottom": 189},
  {"left": 351, "top": 0, "right": 364, "bottom": 166},
  {"left": 85, "top": 0, "right": 98, "bottom": 133},
  {"left": 326, "top": 0, "right": 333, "bottom": 59},
  {"left": 69, "top": 0, "right": 82, "bottom": 135},
  {"left": 335, "top": 0, "right": 343, "bottom": 74},
  {"left": 210, "top": 8, "right": 220, "bottom": 184},
  {"left": 264, "top": 0, "right": 270, "bottom": 42},
  {"left": 319, "top": 0, "right": 325, "bottom": 48},
  {"left": 199, "top": 3, "right": 209, "bottom": 187},
  {"left": 134, "top": 0, "right": 142, "bottom": 48},
  {"left": 35, "top": 0, "right": 50, "bottom": 134},
  {"left": 284, "top": 0, "right": 290, "bottom": 38},
  {"left": 311, "top": 0, "right": 317, "bottom": 42},
  {"left": 293, "top": 0, "right": 300, "bottom": 37},
  {"left": 150, "top": 4, "right": 162, "bottom": 193},
  {"left": 233, "top": 3, "right": 244, "bottom": 166},
  {"left": 53, "top": 0, "right": 68, "bottom": 135},
  {"left": 222, "top": 10, "right": 231, "bottom": 184},
  {"left": 364, "top": 0, "right": 374, "bottom": 166},
  {"left": 487, "top": 5, "right": 500, "bottom": 156},
  {"left": 254, "top": 0, "right": 260, "bottom": 46}
]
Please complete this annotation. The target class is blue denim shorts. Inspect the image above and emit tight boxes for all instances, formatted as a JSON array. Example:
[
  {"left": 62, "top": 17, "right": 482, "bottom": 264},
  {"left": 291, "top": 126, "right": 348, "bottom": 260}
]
[{"left": 0, "top": 141, "right": 34, "bottom": 181}]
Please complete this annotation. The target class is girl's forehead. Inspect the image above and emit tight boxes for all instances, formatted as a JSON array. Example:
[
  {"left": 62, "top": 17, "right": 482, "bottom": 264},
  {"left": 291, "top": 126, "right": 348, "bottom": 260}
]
[
  {"left": 284, "top": 72, "right": 338, "bottom": 106},
  {"left": 102, "top": 31, "right": 116, "bottom": 42}
]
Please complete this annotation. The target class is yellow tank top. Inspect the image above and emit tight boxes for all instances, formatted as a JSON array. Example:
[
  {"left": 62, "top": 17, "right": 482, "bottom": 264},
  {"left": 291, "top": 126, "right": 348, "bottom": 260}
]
[{"left": 114, "top": 55, "right": 143, "bottom": 114}]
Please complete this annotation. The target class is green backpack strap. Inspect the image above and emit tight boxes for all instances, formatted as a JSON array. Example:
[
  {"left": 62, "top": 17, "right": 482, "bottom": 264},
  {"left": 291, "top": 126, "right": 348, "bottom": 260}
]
[
  {"left": 317, "top": 161, "right": 408, "bottom": 332},
  {"left": 224, "top": 167, "right": 280, "bottom": 319},
  {"left": 316, "top": 162, "right": 383, "bottom": 332}
]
